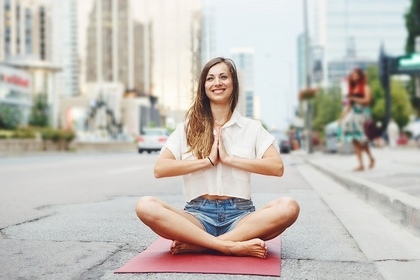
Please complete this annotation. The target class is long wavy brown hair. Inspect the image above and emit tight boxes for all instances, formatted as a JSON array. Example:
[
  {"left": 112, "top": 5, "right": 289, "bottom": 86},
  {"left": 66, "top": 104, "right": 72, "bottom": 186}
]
[
  {"left": 185, "top": 57, "right": 239, "bottom": 159},
  {"left": 348, "top": 68, "right": 366, "bottom": 94}
]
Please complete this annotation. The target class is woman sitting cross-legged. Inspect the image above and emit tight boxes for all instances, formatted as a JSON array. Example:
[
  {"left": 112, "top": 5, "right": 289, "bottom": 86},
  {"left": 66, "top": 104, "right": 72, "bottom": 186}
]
[{"left": 135, "top": 57, "right": 300, "bottom": 258}]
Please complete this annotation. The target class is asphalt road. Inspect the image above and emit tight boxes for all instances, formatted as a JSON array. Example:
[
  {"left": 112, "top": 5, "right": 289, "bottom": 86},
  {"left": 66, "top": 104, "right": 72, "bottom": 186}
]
[{"left": 0, "top": 151, "right": 418, "bottom": 279}]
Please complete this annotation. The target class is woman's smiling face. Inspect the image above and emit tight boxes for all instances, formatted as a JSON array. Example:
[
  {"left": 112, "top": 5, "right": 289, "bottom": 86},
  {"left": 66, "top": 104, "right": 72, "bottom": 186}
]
[{"left": 205, "top": 62, "right": 233, "bottom": 104}]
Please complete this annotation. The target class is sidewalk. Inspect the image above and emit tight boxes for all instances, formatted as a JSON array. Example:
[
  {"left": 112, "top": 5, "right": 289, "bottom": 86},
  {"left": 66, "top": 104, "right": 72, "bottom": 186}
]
[{"left": 300, "top": 147, "right": 420, "bottom": 238}]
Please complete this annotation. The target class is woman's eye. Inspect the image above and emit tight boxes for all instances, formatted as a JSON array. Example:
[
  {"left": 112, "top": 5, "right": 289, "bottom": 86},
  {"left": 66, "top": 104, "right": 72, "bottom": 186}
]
[{"left": 206, "top": 77, "right": 213, "bottom": 81}]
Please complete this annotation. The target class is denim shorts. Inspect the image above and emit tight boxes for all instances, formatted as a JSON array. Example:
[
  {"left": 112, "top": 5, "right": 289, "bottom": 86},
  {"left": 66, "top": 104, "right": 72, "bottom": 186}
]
[{"left": 184, "top": 197, "right": 255, "bottom": 236}]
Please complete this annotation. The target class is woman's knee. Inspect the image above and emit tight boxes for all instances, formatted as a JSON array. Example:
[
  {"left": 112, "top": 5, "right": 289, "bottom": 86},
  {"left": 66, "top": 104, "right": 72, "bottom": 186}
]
[
  {"left": 135, "top": 196, "right": 160, "bottom": 221},
  {"left": 277, "top": 197, "right": 300, "bottom": 222}
]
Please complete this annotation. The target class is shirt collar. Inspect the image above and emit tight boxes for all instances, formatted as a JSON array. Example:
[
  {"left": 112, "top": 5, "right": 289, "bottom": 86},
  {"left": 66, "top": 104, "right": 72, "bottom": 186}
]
[{"left": 224, "top": 110, "right": 244, "bottom": 128}]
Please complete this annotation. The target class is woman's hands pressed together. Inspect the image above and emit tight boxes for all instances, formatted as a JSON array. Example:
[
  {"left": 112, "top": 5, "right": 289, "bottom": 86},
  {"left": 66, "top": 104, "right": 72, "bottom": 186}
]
[{"left": 208, "top": 127, "right": 232, "bottom": 167}]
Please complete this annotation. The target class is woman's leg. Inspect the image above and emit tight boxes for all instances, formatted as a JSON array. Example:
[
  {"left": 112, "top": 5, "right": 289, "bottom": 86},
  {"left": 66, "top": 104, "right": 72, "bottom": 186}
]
[
  {"left": 135, "top": 196, "right": 267, "bottom": 258},
  {"left": 352, "top": 140, "right": 364, "bottom": 171},
  {"left": 219, "top": 197, "right": 300, "bottom": 242},
  {"left": 362, "top": 142, "right": 375, "bottom": 168},
  {"left": 170, "top": 197, "right": 300, "bottom": 254}
]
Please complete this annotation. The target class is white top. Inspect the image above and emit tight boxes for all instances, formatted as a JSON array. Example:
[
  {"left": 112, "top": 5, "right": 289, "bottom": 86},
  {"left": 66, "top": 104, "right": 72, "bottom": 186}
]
[{"left": 163, "top": 110, "right": 277, "bottom": 202}]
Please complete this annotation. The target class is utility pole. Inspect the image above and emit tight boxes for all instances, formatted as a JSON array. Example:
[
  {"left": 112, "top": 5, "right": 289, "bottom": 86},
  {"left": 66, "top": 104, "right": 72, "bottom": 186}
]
[
  {"left": 303, "top": 0, "right": 313, "bottom": 153},
  {"left": 379, "top": 45, "right": 391, "bottom": 130}
]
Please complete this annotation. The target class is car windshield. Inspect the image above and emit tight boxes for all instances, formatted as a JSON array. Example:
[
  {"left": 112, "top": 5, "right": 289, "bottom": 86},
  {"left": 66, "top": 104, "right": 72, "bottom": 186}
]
[{"left": 143, "top": 129, "right": 167, "bottom": 136}]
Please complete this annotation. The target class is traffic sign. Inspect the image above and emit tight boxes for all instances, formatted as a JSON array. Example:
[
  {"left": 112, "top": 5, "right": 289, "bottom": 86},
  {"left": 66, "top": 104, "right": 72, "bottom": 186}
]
[{"left": 396, "top": 53, "right": 420, "bottom": 74}]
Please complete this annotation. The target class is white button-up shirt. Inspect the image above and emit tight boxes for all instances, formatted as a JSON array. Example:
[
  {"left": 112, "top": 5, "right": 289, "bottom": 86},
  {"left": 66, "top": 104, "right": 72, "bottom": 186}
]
[{"left": 163, "top": 110, "right": 277, "bottom": 202}]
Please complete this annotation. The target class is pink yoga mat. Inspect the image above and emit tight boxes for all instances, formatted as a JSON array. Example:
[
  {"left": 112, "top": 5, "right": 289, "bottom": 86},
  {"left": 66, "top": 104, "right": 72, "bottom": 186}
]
[{"left": 115, "top": 236, "right": 281, "bottom": 276}]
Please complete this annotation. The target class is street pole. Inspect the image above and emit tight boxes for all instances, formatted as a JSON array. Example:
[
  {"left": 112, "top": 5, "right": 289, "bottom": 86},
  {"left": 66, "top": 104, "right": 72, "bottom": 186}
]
[
  {"left": 379, "top": 44, "right": 391, "bottom": 130},
  {"left": 303, "top": 0, "right": 313, "bottom": 153}
]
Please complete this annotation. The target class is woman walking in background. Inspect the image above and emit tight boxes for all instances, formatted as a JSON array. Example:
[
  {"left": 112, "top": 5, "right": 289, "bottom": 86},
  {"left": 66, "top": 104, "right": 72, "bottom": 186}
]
[{"left": 338, "top": 68, "right": 375, "bottom": 171}]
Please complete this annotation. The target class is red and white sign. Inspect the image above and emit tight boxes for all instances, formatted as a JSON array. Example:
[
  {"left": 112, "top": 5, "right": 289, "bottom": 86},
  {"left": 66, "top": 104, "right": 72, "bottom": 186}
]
[{"left": 0, "top": 66, "right": 31, "bottom": 94}]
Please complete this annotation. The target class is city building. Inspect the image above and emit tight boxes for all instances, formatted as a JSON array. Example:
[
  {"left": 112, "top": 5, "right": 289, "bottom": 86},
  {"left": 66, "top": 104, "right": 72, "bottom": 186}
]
[
  {"left": 0, "top": 0, "right": 51, "bottom": 61},
  {"left": 67, "top": 0, "right": 202, "bottom": 138},
  {"left": 145, "top": 0, "right": 202, "bottom": 128},
  {"left": 0, "top": 65, "right": 32, "bottom": 126},
  {"left": 79, "top": 0, "right": 202, "bottom": 123},
  {"left": 79, "top": 0, "right": 149, "bottom": 95},
  {"left": 312, "top": 0, "right": 410, "bottom": 86},
  {"left": 62, "top": 0, "right": 153, "bottom": 139},
  {"left": 200, "top": 0, "right": 216, "bottom": 66},
  {"left": 230, "top": 48, "right": 255, "bottom": 119},
  {"left": 51, "top": 0, "right": 79, "bottom": 97},
  {"left": 0, "top": 0, "right": 60, "bottom": 127}
]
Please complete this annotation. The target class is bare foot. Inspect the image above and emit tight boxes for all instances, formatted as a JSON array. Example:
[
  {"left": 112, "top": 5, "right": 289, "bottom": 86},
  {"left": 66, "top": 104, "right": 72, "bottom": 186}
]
[
  {"left": 170, "top": 240, "right": 207, "bottom": 255},
  {"left": 353, "top": 166, "right": 364, "bottom": 172},
  {"left": 226, "top": 238, "right": 268, "bottom": 258},
  {"left": 369, "top": 158, "right": 375, "bottom": 169}
]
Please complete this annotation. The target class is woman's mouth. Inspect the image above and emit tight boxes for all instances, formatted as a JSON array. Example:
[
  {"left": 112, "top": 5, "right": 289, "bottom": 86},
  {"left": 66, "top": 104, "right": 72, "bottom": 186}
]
[{"left": 213, "top": 89, "right": 225, "bottom": 94}]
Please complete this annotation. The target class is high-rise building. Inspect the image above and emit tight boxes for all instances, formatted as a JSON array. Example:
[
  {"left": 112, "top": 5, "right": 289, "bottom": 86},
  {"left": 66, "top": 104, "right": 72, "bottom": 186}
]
[
  {"left": 0, "top": 0, "right": 58, "bottom": 127},
  {"left": 79, "top": 0, "right": 149, "bottom": 95},
  {"left": 313, "top": 0, "right": 410, "bottom": 85},
  {"left": 77, "top": 0, "right": 201, "bottom": 126},
  {"left": 135, "top": 0, "right": 202, "bottom": 129},
  {"left": 51, "top": 0, "right": 79, "bottom": 97},
  {"left": 230, "top": 48, "right": 255, "bottom": 119},
  {"left": 68, "top": 0, "right": 202, "bottom": 135},
  {"left": 201, "top": 0, "right": 216, "bottom": 66},
  {"left": 0, "top": 0, "right": 51, "bottom": 61}
]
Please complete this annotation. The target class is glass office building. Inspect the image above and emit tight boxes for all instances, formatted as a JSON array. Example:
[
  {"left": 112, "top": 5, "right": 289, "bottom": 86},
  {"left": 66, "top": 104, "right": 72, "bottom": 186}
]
[
  {"left": 314, "top": 0, "right": 410, "bottom": 85},
  {"left": 231, "top": 48, "right": 255, "bottom": 119}
]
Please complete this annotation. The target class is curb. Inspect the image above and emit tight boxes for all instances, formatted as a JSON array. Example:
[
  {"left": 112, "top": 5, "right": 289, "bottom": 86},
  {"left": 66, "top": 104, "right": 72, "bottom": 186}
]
[{"left": 306, "top": 159, "right": 420, "bottom": 238}]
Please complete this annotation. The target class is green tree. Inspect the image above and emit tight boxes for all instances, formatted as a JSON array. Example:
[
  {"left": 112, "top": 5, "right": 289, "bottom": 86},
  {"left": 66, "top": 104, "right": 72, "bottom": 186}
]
[
  {"left": 404, "top": 0, "right": 420, "bottom": 115},
  {"left": 29, "top": 94, "right": 50, "bottom": 127},
  {"left": 312, "top": 86, "right": 343, "bottom": 133},
  {"left": 0, "top": 104, "right": 22, "bottom": 129},
  {"left": 390, "top": 81, "right": 414, "bottom": 128},
  {"left": 367, "top": 66, "right": 413, "bottom": 128},
  {"left": 366, "top": 66, "right": 385, "bottom": 122},
  {"left": 405, "top": 0, "right": 420, "bottom": 54}
]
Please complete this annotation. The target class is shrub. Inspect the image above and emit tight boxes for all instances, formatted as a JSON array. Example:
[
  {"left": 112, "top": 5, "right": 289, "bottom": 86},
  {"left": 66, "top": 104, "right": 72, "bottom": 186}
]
[
  {"left": 0, "top": 104, "right": 22, "bottom": 129},
  {"left": 61, "top": 129, "right": 76, "bottom": 143},
  {"left": 40, "top": 127, "right": 54, "bottom": 141},
  {"left": 0, "top": 130, "right": 12, "bottom": 139},
  {"left": 11, "top": 127, "right": 36, "bottom": 139}
]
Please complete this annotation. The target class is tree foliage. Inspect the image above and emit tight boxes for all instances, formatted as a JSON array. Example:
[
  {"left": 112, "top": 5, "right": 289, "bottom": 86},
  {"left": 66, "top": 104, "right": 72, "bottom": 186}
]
[
  {"left": 367, "top": 66, "right": 413, "bottom": 129},
  {"left": 390, "top": 81, "right": 414, "bottom": 128},
  {"left": 404, "top": 0, "right": 420, "bottom": 116},
  {"left": 366, "top": 66, "right": 385, "bottom": 121},
  {"left": 0, "top": 104, "right": 22, "bottom": 129},
  {"left": 405, "top": 0, "right": 420, "bottom": 54},
  {"left": 312, "top": 86, "right": 343, "bottom": 133},
  {"left": 29, "top": 94, "right": 50, "bottom": 127}
]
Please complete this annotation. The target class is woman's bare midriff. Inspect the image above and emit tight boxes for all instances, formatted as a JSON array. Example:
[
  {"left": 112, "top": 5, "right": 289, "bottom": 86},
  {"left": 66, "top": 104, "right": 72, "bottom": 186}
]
[{"left": 200, "top": 194, "right": 233, "bottom": 200}]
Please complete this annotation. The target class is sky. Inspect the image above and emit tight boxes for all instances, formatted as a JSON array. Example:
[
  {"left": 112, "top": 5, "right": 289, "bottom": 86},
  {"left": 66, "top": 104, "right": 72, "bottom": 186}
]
[{"left": 204, "top": 0, "right": 307, "bottom": 130}]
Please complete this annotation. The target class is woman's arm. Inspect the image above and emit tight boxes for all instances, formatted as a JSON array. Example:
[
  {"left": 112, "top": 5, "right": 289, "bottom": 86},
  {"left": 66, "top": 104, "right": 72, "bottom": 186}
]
[
  {"left": 154, "top": 148, "right": 213, "bottom": 178},
  {"left": 338, "top": 105, "right": 351, "bottom": 124},
  {"left": 219, "top": 143, "right": 284, "bottom": 177},
  {"left": 349, "top": 85, "right": 372, "bottom": 106}
]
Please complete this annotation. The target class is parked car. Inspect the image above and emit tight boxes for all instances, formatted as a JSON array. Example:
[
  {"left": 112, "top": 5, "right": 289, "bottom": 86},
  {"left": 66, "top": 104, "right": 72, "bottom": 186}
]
[
  {"left": 137, "top": 127, "right": 169, "bottom": 153},
  {"left": 270, "top": 130, "right": 291, "bottom": 154},
  {"left": 325, "top": 121, "right": 353, "bottom": 154},
  {"left": 325, "top": 121, "right": 339, "bottom": 153}
]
